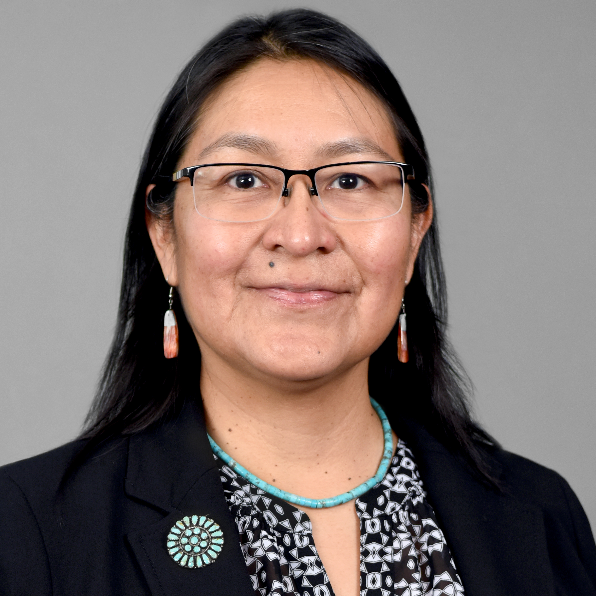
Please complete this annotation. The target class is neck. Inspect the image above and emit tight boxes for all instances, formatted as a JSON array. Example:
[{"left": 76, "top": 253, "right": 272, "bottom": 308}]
[{"left": 200, "top": 357, "right": 392, "bottom": 500}]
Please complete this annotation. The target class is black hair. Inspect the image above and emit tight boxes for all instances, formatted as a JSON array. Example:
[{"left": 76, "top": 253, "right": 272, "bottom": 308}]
[{"left": 81, "top": 8, "right": 499, "bottom": 486}]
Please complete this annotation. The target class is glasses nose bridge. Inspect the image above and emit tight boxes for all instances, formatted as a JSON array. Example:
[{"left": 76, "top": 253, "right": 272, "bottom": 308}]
[{"left": 281, "top": 168, "right": 318, "bottom": 198}]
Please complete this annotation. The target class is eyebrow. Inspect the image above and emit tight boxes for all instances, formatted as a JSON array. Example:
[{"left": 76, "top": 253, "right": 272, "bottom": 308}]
[
  {"left": 198, "top": 133, "right": 279, "bottom": 160},
  {"left": 196, "top": 134, "right": 396, "bottom": 163},
  {"left": 314, "top": 138, "right": 396, "bottom": 161}
]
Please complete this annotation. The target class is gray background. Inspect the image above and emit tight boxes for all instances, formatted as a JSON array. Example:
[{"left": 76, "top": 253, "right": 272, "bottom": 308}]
[{"left": 1, "top": 0, "right": 594, "bottom": 529}]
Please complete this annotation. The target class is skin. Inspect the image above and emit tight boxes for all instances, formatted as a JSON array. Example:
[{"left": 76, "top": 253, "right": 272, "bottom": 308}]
[{"left": 148, "top": 58, "right": 432, "bottom": 596}]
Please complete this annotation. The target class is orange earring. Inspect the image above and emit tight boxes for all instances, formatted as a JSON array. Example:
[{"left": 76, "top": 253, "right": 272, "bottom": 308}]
[
  {"left": 164, "top": 286, "right": 179, "bottom": 359},
  {"left": 397, "top": 299, "right": 409, "bottom": 363}
]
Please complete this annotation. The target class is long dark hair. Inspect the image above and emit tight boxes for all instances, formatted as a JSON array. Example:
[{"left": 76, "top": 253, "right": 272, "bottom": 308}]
[{"left": 82, "top": 9, "right": 499, "bottom": 485}]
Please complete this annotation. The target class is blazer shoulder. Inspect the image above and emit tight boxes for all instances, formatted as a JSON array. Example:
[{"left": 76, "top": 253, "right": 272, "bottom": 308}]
[
  {"left": 1, "top": 440, "right": 85, "bottom": 483},
  {"left": 493, "top": 447, "right": 596, "bottom": 570},
  {"left": 0, "top": 437, "right": 132, "bottom": 595},
  {"left": 501, "top": 447, "right": 596, "bottom": 586},
  {"left": 492, "top": 448, "right": 580, "bottom": 510},
  {"left": 0, "top": 444, "right": 88, "bottom": 595},
  {"left": 0, "top": 435, "right": 129, "bottom": 505},
  {"left": 0, "top": 439, "right": 92, "bottom": 501}
]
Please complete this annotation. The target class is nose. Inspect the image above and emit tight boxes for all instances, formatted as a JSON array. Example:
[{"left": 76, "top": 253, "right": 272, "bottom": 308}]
[{"left": 261, "top": 175, "right": 336, "bottom": 256}]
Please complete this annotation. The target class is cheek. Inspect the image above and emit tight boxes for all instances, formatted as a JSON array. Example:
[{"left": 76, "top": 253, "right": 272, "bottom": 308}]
[
  {"left": 171, "top": 210, "right": 244, "bottom": 320},
  {"left": 357, "top": 221, "right": 412, "bottom": 295},
  {"left": 347, "top": 220, "right": 412, "bottom": 351},
  {"left": 172, "top": 209, "right": 268, "bottom": 335},
  {"left": 177, "top": 226, "right": 239, "bottom": 291}
]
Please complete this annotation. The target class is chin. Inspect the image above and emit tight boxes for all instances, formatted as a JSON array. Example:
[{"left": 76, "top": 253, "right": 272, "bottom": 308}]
[
  {"left": 243, "top": 344, "right": 358, "bottom": 385},
  {"left": 255, "top": 365, "right": 341, "bottom": 386}
]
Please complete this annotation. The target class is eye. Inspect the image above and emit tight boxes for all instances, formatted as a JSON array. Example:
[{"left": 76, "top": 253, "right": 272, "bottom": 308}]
[
  {"left": 329, "top": 173, "right": 367, "bottom": 190},
  {"left": 227, "top": 171, "right": 266, "bottom": 190}
]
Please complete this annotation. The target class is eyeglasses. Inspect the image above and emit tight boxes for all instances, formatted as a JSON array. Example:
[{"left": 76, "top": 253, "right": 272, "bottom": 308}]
[{"left": 172, "top": 161, "right": 415, "bottom": 223}]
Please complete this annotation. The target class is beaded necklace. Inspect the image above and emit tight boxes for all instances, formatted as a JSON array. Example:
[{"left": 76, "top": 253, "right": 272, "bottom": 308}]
[{"left": 207, "top": 398, "right": 393, "bottom": 509}]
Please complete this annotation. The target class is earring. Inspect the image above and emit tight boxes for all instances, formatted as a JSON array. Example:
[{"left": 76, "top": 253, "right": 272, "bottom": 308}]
[
  {"left": 397, "top": 298, "right": 409, "bottom": 364},
  {"left": 164, "top": 286, "right": 179, "bottom": 359}
]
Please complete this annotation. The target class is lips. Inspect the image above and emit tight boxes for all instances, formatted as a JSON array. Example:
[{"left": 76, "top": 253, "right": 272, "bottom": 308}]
[
  {"left": 250, "top": 282, "right": 349, "bottom": 306},
  {"left": 263, "top": 287, "right": 340, "bottom": 305}
]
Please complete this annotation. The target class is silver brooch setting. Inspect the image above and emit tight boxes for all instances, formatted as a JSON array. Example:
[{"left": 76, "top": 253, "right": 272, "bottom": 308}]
[{"left": 167, "top": 515, "right": 224, "bottom": 568}]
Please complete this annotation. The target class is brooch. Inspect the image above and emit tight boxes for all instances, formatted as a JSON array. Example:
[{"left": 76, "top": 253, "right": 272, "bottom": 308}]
[{"left": 166, "top": 515, "right": 224, "bottom": 568}]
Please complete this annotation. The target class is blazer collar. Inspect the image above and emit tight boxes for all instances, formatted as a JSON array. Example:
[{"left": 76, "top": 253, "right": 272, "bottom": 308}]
[
  {"left": 399, "top": 419, "right": 555, "bottom": 596},
  {"left": 124, "top": 400, "right": 255, "bottom": 596}
]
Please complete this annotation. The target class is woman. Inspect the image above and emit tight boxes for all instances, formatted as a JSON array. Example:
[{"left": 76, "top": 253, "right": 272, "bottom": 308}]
[{"left": 0, "top": 9, "right": 594, "bottom": 596}]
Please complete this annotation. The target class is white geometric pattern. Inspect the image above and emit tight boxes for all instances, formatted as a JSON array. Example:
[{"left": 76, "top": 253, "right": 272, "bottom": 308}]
[{"left": 216, "top": 440, "right": 464, "bottom": 595}]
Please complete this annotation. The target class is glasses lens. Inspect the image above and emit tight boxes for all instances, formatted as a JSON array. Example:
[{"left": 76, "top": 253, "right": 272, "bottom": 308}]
[
  {"left": 192, "top": 165, "right": 285, "bottom": 222},
  {"left": 315, "top": 163, "right": 405, "bottom": 221}
]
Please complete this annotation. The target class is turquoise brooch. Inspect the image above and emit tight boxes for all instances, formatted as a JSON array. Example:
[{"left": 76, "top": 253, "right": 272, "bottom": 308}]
[{"left": 167, "top": 515, "right": 224, "bottom": 568}]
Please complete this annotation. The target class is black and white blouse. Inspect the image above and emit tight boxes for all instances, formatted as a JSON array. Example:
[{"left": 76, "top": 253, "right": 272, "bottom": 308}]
[{"left": 215, "top": 439, "right": 465, "bottom": 596}]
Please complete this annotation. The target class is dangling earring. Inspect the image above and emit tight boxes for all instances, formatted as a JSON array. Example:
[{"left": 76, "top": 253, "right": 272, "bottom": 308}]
[
  {"left": 164, "top": 286, "right": 179, "bottom": 359},
  {"left": 397, "top": 298, "right": 409, "bottom": 363}
]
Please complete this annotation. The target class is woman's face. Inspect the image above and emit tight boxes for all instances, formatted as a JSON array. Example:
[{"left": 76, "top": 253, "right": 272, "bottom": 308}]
[{"left": 149, "top": 59, "right": 431, "bottom": 386}]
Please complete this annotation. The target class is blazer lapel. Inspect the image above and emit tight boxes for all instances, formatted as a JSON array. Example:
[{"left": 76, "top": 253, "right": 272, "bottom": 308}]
[
  {"left": 124, "top": 401, "right": 254, "bottom": 596},
  {"left": 400, "top": 420, "right": 555, "bottom": 596}
]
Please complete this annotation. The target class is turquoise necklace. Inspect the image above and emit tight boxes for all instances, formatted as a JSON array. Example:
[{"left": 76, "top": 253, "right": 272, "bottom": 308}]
[{"left": 207, "top": 398, "right": 394, "bottom": 509}]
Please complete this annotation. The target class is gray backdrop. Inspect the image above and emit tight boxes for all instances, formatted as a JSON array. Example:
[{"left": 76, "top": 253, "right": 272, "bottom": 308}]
[{"left": 1, "top": 0, "right": 594, "bottom": 529}]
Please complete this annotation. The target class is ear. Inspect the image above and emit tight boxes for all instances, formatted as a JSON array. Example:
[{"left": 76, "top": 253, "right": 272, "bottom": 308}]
[
  {"left": 405, "top": 184, "right": 433, "bottom": 284},
  {"left": 145, "top": 184, "right": 178, "bottom": 286}
]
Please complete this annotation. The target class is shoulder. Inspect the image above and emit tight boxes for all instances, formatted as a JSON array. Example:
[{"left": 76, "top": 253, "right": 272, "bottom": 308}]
[
  {"left": 0, "top": 440, "right": 87, "bottom": 526},
  {"left": 0, "top": 442, "right": 85, "bottom": 594},
  {"left": 493, "top": 447, "right": 571, "bottom": 499},
  {"left": 0, "top": 437, "right": 131, "bottom": 594},
  {"left": 405, "top": 419, "right": 588, "bottom": 519},
  {"left": 0, "top": 436, "right": 129, "bottom": 503},
  {"left": 491, "top": 447, "right": 594, "bottom": 538},
  {"left": 490, "top": 447, "right": 579, "bottom": 510},
  {"left": 0, "top": 435, "right": 130, "bottom": 527},
  {"left": 0, "top": 436, "right": 131, "bottom": 532},
  {"left": 403, "top": 420, "right": 596, "bottom": 551},
  {"left": 495, "top": 448, "right": 596, "bottom": 587},
  {"left": 1, "top": 440, "right": 85, "bottom": 487}
]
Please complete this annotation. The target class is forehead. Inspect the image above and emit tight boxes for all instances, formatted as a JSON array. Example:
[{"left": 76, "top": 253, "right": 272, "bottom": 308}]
[{"left": 182, "top": 58, "right": 402, "bottom": 165}]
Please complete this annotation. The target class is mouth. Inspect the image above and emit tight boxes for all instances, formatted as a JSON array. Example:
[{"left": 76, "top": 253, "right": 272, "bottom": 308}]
[{"left": 250, "top": 283, "right": 349, "bottom": 306}]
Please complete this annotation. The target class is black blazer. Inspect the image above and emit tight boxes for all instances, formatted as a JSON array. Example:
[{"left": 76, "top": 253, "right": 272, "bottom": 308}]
[{"left": 1, "top": 400, "right": 595, "bottom": 596}]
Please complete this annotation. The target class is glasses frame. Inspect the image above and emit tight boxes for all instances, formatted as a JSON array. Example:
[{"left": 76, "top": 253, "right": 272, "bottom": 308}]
[{"left": 172, "top": 161, "right": 415, "bottom": 222}]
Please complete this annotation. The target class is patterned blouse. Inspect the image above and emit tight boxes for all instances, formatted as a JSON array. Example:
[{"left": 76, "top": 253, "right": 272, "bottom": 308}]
[{"left": 215, "top": 439, "right": 465, "bottom": 596}]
